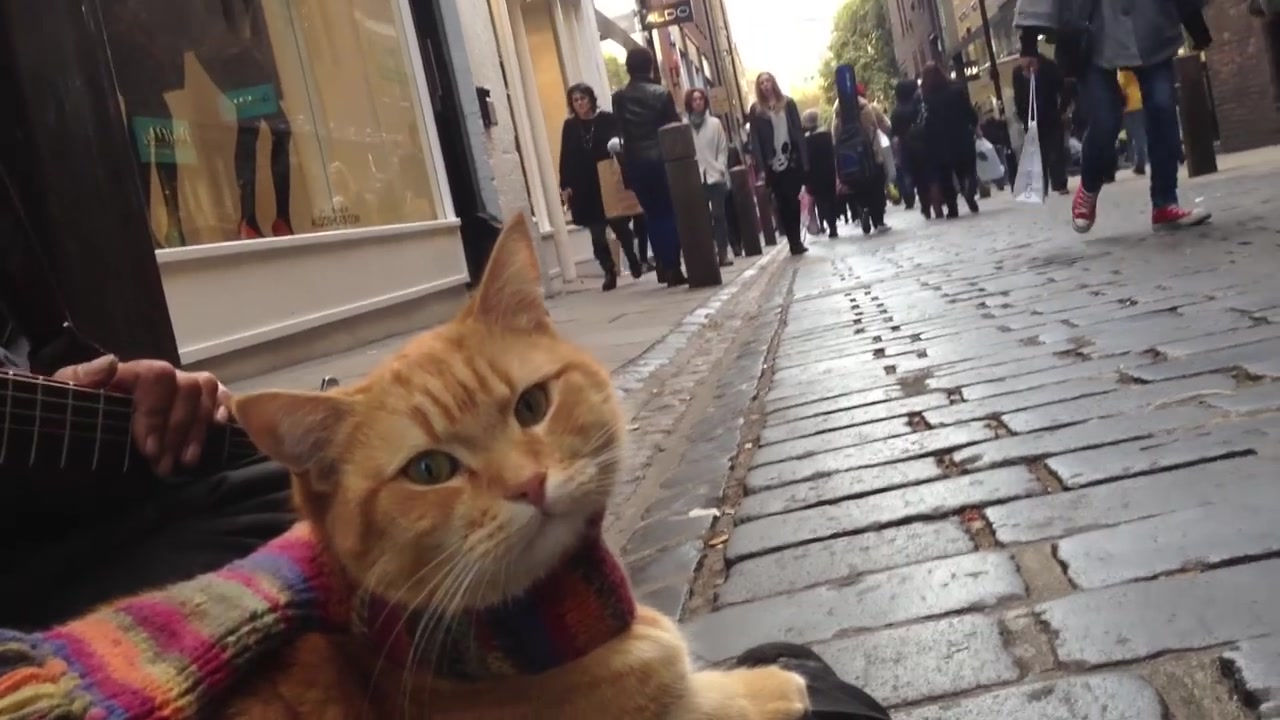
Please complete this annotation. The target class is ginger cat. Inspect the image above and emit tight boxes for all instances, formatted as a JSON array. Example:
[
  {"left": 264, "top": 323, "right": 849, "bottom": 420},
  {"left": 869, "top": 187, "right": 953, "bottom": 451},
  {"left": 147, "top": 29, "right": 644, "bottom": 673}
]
[{"left": 224, "top": 213, "right": 810, "bottom": 719}]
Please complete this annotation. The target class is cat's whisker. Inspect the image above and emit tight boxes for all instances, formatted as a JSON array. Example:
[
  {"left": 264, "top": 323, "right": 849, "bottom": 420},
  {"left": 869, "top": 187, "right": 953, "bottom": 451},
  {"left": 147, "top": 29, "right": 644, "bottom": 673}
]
[
  {"left": 363, "top": 542, "right": 469, "bottom": 720},
  {"left": 407, "top": 548, "right": 489, "bottom": 717}
]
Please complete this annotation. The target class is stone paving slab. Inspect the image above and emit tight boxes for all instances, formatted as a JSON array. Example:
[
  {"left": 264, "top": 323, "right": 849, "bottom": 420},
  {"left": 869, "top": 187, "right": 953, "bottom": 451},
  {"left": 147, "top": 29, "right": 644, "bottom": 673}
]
[
  {"left": 1046, "top": 417, "right": 1278, "bottom": 488},
  {"left": 1205, "top": 381, "right": 1280, "bottom": 413},
  {"left": 955, "top": 406, "right": 1216, "bottom": 471},
  {"left": 1039, "top": 558, "right": 1280, "bottom": 667},
  {"left": 1000, "top": 374, "right": 1236, "bottom": 434},
  {"left": 751, "top": 417, "right": 916, "bottom": 467},
  {"left": 1056, "top": 503, "right": 1280, "bottom": 589},
  {"left": 987, "top": 456, "right": 1273, "bottom": 544},
  {"left": 737, "top": 457, "right": 944, "bottom": 521},
  {"left": 746, "top": 422, "right": 994, "bottom": 492},
  {"left": 960, "top": 354, "right": 1149, "bottom": 401},
  {"left": 759, "top": 393, "right": 950, "bottom": 445},
  {"left": 716, "top": 519, "right": 974, "bottom": 606},
  {"left": 764, "top": 384, "right": 905, "bottom": 422},
  {"left": 730, "top": 467, "right": 1040, "bottom": 561},
  {"left": 685, "top": 551, "right": 1025, "bottom": 664},
  {"left": 925, "top": 376, "right": 1120, "bottom": 427},
  {"left": 895, "top": 674, "right": 1165, "bottom": 720},
  {"left": 812, "top": 614, "right": 1020, "bottom": 708},
  {"left": 1127, "top": 337, "right": 1280, "bottom": 383},
  {"left": 1223, "top": 635, "right": 1280, "bottom": 719}
]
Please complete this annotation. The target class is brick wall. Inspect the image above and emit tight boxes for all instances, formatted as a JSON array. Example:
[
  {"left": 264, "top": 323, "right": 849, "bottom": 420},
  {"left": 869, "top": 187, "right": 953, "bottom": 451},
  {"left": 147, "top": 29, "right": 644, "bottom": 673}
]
[
  {"left": 1203, "top": 3, "right": 1280, "bottom": 152},
  {"left": 454, "top": 0, "right": 534, "bottom": 217}
]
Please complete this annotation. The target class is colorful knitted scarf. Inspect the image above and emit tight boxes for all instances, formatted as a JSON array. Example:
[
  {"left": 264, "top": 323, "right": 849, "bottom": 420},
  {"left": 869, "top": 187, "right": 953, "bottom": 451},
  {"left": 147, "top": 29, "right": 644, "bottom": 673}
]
[
  {"left": 356, "top": 527, "right": 636, "bottom": 681},
  {"left": 0, "top": 522, "right": 636, "bottom": 719}
]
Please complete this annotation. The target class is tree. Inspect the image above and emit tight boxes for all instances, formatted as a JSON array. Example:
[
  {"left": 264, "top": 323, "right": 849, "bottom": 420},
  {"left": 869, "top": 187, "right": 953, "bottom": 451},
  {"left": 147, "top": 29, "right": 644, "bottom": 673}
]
[
  {"left": 603, "top": 55, "right": 628, "bottom": 93},
  {"left": 818, "top": 0, "right": 899, "bottom": 116}
]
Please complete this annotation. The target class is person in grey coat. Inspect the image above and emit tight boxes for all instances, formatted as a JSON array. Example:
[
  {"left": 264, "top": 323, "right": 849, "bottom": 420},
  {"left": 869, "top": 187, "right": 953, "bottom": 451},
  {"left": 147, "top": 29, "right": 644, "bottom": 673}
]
[{"left": 1014, "top": 0, "right": 1213, "bottom": 234}]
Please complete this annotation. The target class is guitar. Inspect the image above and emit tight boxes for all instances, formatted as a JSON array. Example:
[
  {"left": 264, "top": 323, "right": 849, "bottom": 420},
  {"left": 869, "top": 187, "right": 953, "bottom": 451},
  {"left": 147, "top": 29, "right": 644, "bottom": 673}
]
[{"left": 0, "top": 369, "right": 261, "bottom": 476}]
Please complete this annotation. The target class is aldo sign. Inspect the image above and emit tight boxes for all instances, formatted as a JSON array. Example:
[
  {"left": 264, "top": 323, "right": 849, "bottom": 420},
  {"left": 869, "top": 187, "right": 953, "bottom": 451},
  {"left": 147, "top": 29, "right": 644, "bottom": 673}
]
[{"left": 641, "top": 0, "right": 694, "bottom": 30}]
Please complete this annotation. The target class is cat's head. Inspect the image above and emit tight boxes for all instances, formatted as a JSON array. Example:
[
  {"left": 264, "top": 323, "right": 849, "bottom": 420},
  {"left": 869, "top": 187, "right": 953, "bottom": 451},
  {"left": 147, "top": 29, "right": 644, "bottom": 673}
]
[{"left": 233, "top": 213, "right": 624, "bottom": 609}]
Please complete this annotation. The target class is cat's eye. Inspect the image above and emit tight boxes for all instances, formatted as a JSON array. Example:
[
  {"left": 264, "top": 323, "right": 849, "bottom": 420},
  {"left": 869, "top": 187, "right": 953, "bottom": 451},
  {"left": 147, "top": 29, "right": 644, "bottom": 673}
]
[
  {"left": 404, "top": 450, "right": 461, "bottom": 486},
  {"left": 514, "top": 383, "right": 551, "bottom": 427}
]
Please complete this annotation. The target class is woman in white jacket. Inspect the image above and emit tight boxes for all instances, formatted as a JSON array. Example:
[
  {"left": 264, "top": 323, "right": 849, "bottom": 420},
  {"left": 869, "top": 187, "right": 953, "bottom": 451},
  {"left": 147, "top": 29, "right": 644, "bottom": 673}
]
[{"left": 684, "top": 88, "right": 733, "bottom": 267}]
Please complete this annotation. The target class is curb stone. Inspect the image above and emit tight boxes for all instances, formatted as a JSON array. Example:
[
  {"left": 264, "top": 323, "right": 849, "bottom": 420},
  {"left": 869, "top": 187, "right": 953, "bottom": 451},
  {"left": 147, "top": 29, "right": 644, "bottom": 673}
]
[{"left": 619, "top": 256, "right": 798, "bottom": 619}]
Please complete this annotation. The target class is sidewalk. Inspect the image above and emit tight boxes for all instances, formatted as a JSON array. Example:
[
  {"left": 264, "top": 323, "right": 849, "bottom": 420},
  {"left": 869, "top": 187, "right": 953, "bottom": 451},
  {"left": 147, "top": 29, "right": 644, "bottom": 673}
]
[
  {"left": 229, "top": 251, "right": 778, "bottom": 394},
  {"left": 675, "top": 147, "right": 1280, "bottom": 719}
]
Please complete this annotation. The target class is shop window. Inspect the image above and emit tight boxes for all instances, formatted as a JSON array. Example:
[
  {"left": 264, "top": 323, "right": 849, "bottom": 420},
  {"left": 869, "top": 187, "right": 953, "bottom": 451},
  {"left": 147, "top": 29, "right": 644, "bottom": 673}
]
[{"left": 102, "top": 0, "right": 443, "bottom": 249}]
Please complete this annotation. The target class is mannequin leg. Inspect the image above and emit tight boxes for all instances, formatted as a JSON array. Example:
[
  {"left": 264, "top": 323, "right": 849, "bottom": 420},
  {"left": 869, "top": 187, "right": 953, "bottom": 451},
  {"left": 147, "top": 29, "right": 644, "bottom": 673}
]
[
  {"left": 267, "top": 112, "right": 293, "bottom": 236},
  {"left": 234, "top": 121, "right": 263, "bottom": 239},
  {"left": 123, "top": 97, "right": 185, "bottom": 248}
]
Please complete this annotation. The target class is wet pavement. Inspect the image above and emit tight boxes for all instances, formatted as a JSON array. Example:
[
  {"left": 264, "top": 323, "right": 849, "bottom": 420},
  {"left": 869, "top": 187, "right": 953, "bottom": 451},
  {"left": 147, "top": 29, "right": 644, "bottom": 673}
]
[{"left": 675, "top": 148, "right": 1280, "bottom": 719}]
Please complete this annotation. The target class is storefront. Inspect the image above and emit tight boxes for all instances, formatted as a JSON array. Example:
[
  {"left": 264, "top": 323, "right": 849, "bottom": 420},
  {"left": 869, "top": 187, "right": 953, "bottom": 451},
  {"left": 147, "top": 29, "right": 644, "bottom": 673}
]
[{"left": 1, "top": 0, "right": 487, "bottom": 381}]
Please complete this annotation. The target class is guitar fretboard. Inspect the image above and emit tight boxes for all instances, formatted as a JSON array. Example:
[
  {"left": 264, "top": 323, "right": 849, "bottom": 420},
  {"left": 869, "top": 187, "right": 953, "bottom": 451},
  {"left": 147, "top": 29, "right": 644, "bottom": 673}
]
[{"left": 0, "top": 369, "right": 260, "bottom": 475}]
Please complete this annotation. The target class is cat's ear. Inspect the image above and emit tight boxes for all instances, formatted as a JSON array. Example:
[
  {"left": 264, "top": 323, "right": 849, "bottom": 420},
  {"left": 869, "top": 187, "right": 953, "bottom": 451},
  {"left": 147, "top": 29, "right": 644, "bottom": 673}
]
[
  {"left": 460, "top": 211, "right": 551, "bottom": 333},
  {"left": 233, "top": 390, "right": 352, "bottom": 475}
]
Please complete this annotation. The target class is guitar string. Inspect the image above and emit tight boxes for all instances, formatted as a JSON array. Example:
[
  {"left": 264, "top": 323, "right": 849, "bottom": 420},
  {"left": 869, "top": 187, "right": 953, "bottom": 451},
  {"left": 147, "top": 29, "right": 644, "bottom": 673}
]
[
  {"left": 0, "top": 422, "right": 258, "bottom": 452},
  {"left": 0, "top": 385, "right": 248, "bottom": 429}
]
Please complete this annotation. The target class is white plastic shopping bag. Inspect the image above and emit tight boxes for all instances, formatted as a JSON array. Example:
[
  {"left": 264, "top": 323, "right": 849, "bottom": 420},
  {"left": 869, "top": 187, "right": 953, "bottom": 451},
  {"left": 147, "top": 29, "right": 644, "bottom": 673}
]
[
  {"left": 875, "top": 130, "right": 896, "bottom": 187},
  {"left": 974, "top": 137, "right": 1005, "bottom": 183},
  {"left": 1013, "top": 76, "right": 1045, "bottom": 204}
]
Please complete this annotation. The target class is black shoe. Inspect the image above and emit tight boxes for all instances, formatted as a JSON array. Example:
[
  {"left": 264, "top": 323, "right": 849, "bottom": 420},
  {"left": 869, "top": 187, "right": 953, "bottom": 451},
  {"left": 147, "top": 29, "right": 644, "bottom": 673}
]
[
  {"left": 718, "top": 254, "right": 734, "bottom": 267},
  {"left": 731, "top": 643, "right": 891, "bottom": 720},
  {"left": 732, "top": 247, "right": 743, "bottom": 258},
  {"left": 921, "top": 205, "right": 932, "bottom": 220},
  {"left": 628, "top": 260, "right": 643, "bottom": 279},
  {"left": 666, "top": 268, "right": 688, "bottom": 287},
  {"left": 655, "top": 264, "right": 669, "bottom": 284},
  {"left": 827, "top": 229, "right": 838, "bottom": 238},
  {"left": 1133, "top": 166, "right": 1146, "bottom": 176},
  {"left": 965, "top": 195, "right": 980, "bottom": 214},
  {"left": 790, "top": 246, "right": 809, "bottom": 256},
  {"left": 602, "top": 273, "right": 618, "bottom": 291}
]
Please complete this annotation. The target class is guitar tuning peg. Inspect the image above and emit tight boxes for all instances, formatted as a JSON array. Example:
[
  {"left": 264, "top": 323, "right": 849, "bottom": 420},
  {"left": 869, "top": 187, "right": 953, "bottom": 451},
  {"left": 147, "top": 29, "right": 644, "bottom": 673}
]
[{"left": 320, "top": 376, "right": 340, "bottom": 391}]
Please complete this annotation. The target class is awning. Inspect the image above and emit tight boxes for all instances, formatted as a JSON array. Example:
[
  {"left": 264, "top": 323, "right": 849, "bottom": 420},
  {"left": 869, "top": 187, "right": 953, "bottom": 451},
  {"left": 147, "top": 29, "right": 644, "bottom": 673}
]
[{"left": 596, "top": 8, "right": 642, "bottom": 51}]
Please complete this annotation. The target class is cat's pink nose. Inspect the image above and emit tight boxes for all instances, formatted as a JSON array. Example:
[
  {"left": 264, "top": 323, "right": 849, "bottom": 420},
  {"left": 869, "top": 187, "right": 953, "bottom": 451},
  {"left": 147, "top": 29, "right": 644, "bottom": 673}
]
[{"left": 507, "top": 471, "right": 548, "bottom": 509}]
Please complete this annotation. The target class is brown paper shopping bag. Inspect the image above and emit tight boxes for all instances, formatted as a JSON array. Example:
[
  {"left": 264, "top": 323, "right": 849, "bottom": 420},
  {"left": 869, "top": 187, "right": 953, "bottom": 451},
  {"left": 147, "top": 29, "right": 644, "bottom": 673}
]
[{"left": 597, "top": 158, "right": 642, "bottom": 219}]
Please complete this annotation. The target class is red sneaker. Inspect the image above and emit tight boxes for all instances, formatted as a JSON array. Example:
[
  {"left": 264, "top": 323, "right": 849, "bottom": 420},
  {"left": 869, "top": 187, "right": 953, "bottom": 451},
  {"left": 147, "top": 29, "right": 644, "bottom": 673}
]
[
  {"left": 1071, "top": 186, "right": 1098, "bottom": 234},
  {"left": 1152, "top": 205, "right": 1211, "bottom": 230}
]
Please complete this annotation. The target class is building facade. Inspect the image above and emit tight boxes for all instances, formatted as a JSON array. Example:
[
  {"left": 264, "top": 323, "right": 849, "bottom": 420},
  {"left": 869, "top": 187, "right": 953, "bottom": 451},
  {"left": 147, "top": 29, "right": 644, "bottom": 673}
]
[
  {"left": 887, "top": 0, "right": 945, "bottom": 77},
  {"left": 1202, "top": 6, "right": 1280, "bottom": 153}
]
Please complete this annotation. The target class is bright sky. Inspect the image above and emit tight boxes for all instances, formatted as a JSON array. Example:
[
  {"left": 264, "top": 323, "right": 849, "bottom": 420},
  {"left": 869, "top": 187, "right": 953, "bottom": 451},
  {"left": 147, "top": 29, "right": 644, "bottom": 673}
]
[{"left": 593, "top": 0, "right": 846, "bottom": 91}]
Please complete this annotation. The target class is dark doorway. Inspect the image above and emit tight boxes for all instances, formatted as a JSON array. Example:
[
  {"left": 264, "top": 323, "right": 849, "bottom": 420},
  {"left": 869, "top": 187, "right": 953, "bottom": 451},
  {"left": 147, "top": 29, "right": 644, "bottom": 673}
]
[
  {"left": 0, "top": 0, "right": 179, "bottom": 364},
  {"left": 405, "top": 0, "right": 502, "bottom": 288}
]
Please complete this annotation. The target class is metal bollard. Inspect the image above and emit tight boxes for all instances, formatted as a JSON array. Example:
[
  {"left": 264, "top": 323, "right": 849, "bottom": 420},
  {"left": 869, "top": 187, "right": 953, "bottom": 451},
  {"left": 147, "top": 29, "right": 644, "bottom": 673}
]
[
  {"left": 1175, "top": 53, "right": 1218, "bottom": 178},
  {"left": 659, "top": 123, "right": 722, "bottom": 288},
  {"left": 729, "top": 166, "right": 763, "bottom": 256},
  {"left": 754, "top": 183, "right": 778, "bottom": 246}
]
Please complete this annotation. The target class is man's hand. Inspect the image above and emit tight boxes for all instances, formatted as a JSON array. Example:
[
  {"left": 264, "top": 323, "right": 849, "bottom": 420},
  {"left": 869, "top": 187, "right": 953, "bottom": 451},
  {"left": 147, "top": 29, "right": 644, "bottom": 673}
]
[
  {"left": 53, "top": 355, "right": 231, "bottom": 475},
  {"left": 560, "top": 188, "right": 573, "bottom": 205}
]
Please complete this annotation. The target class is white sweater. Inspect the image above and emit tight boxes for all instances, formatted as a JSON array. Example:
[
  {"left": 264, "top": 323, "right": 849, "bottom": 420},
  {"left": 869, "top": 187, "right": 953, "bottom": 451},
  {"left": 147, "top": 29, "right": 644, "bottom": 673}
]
[{"left": 690, "top": 115, "right": 729, "bottom": 186}]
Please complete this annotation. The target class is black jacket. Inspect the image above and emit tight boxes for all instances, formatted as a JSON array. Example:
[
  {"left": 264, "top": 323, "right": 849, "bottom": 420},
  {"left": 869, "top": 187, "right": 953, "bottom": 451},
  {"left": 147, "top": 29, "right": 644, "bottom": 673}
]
[
  {"left": 803, "top": 129, "right": 836, "bottom": 199},
  {"left": 748, "top": 98, "right": 809, "bottom": 176},
  {"left": 558, "top": 111, "right": 620, "bottom": 227},
  {"left": 611, "top": 79, "right": 680, "bottom": 164},
  {"left": 1012, "top": 57, "right": 1066, "bottom": 130}
]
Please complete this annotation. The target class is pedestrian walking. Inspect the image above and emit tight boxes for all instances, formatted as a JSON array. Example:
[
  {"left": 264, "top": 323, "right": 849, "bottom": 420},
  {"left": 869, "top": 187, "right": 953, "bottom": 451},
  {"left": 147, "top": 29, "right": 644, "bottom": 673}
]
[
  {"left": 1012, "top": 53, "right": 1070, "bottom": 195},
  {"left": 890, "top": 79, "right": 924, "bottom": 214},
  {"left": 801, "top": 109, "right": 840, "bottom": 238},
  {"left": 1118, "top": 69, "right": 1148, "bottom": 175},
  {"left": 832, "top": 92, "right": 894, "bottom": 232},
  {"left": 611, "top": 47, "right": 687, "bottom": 286},
  {"left": 1015, "top": 0, "right": 1214, "bottom": 233},
  {"left": 685, "top": 88, "right": 734, "bottom": 267},
  {"left": 748, "top": 72, "right": 810, "bottom": 256},
  {"left": 919, "top": 63, "right": 981, "bottom": 219},
  {"left": 558, "top": 83, "right": 644, "bottom": 292}
]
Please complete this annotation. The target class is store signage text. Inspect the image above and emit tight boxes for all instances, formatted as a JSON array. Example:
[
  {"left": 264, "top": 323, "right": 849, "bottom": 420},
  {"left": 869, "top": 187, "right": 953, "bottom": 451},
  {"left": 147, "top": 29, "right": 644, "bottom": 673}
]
[{"left": 642, "top": 0, "right": 694, "bottom": 30}]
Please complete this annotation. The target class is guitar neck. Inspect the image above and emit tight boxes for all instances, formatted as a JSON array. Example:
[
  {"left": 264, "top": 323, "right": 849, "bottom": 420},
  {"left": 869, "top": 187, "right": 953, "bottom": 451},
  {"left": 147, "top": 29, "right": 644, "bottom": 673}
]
[{"left": 0, "top": 369, "right": 261, "bottom": 476}]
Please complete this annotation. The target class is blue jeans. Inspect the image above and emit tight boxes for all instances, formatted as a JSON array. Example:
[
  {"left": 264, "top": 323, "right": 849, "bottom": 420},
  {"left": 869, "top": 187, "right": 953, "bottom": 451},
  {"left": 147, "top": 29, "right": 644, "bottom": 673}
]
[
  {"left": 623, "top": 158, "right": 681, "bottom": 268},
  {"left": 1080, "top": 60, "right": 1180, "bottom": 208},
  {"left": 1124, "top": 109, "right": 1148, "bottom": 171}
]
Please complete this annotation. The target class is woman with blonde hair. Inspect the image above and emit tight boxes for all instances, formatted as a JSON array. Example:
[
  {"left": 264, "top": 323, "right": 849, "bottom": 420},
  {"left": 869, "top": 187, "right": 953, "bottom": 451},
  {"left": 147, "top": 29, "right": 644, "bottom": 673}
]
[{"left": 747, "top": 72, "right": 808, "bottom": 256}]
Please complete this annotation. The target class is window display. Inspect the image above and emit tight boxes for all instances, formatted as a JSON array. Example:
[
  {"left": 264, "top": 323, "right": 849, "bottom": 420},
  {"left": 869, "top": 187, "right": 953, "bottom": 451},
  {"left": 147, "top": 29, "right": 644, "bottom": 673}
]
[{"left": 102, "top": 0, "right": 441, "bottom": 249}]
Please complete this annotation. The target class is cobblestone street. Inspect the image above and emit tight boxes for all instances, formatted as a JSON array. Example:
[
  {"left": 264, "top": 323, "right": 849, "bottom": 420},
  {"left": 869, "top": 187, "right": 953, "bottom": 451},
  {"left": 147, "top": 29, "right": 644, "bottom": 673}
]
[{"left": 664, "top": 148, "right": 1280, "bottom": 719}]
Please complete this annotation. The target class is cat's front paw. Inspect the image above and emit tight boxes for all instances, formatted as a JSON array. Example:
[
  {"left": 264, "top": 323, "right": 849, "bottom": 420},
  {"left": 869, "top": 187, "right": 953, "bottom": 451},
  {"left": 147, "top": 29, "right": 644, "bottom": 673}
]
[{"left": 741, "top": 666, "right": 810, "bottom": 720}]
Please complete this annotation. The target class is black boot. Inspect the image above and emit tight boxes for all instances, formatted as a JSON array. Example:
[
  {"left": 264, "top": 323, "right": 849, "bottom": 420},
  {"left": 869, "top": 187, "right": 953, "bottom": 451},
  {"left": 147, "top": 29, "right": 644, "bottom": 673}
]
[
  {"left": 965, "top": 194, "right": 980, "bottom": 214},
  {"left": 667, "top": 266, "right": 688, "bottom": 287},
  {"left": 602, "top": 272, "right": 618, "bottom": 291}
]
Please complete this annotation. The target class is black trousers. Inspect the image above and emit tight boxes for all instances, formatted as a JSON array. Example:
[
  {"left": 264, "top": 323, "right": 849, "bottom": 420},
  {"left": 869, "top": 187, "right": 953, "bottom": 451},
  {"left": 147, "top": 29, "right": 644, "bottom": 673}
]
[
  {"left": 766, "top": 166, "right": 805, "bottom": 253},
  {"left": 588, "top": 219, "right": 641, "bottom": 276},
  {"left": 0, "top": 461, "right": 294, "bottom": 630},
  {"left": 1040, "top": 121, "right": 1069, "bottom": 192}
]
